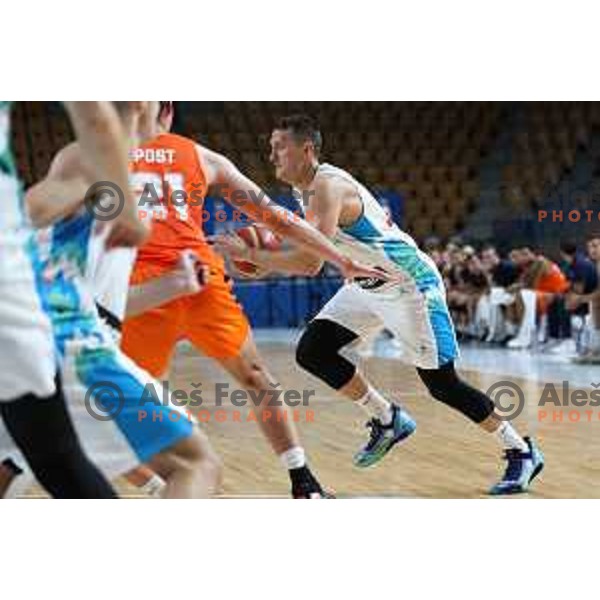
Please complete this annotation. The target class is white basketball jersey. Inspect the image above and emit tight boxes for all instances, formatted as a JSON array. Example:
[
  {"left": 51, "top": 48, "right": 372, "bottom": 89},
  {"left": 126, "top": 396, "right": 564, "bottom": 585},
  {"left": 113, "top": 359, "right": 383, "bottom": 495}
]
[
  {"left": 0, "top": 102, "right": 21, "bottom": 232},
  {"left": 315, "top": 163, "right": 442, "bottom": 290}
]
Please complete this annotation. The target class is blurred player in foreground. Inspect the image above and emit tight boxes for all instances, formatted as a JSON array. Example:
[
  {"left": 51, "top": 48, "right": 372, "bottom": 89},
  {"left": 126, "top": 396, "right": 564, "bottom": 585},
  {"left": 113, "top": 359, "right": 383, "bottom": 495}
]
[
  {"left": 0, "top": 101, "right": 141, "bottom": 498},
  {"left": 2, "top": 101, "right": 222, "bottom": 498}
]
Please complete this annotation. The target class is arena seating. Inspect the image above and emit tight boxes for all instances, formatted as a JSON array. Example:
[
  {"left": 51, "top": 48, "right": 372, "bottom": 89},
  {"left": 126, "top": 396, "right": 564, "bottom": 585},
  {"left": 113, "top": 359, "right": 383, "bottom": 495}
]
[
  {"left": 11, "top": 101, "right": 600, "bottom": 244},
  {"left": 11, "top": 101, "right": 72, "bottom": 187},
  {"left": 184, "top": 101, "right": 500, "bottom": 239},
  {"left": 501, "top": 102, "right": 600, "bottom": 209},
  {"left": 9, "top": 101, "right": 600, "bottom": 330}
]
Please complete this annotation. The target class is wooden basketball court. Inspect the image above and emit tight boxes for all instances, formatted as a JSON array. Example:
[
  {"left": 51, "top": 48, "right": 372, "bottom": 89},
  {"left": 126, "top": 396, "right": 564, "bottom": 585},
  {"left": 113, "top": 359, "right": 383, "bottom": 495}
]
[{"left": 23, "top": 338, "right": 600, "bottom": 498}]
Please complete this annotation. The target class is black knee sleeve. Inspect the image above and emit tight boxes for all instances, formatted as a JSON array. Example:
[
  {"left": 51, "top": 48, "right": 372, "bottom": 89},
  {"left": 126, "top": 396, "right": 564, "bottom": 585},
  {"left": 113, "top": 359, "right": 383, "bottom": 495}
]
[
  {"left": 417, "top": 362, "right": 495, "bottom": 424},
  {"left": 1, "top": 457, "right": 23, "bottom": 476},
  {"left": 296, "top": 319, "right": 359, "bottom": 390},
  {"left": 0, "top": 376, "right": 117, "bottom": 499}
]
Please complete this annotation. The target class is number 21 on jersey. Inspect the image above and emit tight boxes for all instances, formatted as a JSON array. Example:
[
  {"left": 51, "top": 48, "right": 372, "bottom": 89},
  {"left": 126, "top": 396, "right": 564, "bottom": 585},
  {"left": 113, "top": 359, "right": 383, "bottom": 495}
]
[{"left": 129, "top": 171, "right": 189, "bottom": 221}]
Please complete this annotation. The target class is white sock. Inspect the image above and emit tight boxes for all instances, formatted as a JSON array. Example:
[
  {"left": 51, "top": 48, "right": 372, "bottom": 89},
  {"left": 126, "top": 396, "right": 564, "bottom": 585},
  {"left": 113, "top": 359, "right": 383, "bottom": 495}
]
[
  {"left": 139, "top": 474, "right": 167, "bottom": 498},
  {"left": 280, "top": 446, "right": 306, "bottom": 470},
  {"left": 356, "top": 386, "right": 393, "bottom": 425},
  {"left": 495, "top": 421, "right": 529, "bottom": 453}
]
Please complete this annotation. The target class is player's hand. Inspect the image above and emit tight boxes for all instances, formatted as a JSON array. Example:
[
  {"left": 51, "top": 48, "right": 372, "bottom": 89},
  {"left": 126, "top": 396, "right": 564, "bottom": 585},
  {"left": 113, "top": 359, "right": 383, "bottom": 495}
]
[
  {"left": 105, "top": 218, "right": 149, "bottom": 250},
  {"left": 211, "top": 232, "right": 270, "bottom": 267},
  {"left": 229, "top": 262, "right": 271, "bottom": 280},
  {"left": 338, "top": 258, "right": 400, "bottom": 283},
  {"left": 210, "top": 233, "right": 272, "bottom": 278},
  {"left": 175, "top": 250, "right": 209, "bottom": 294},
  {"left": 104, "top": 197, "right": 149, "bottom": 249},
  {"left": 210, "top": 232, "right": 250, "bottom": 259}
]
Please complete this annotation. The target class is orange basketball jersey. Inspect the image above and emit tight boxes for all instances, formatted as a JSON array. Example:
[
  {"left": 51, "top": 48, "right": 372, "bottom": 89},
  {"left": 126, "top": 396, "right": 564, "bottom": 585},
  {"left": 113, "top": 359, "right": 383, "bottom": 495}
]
[
  {"left": 536, "top": 260, "right": 569, "bottom": 294},
  {"left": 129, "top": 133, "right": 224, "bottom": 277}
]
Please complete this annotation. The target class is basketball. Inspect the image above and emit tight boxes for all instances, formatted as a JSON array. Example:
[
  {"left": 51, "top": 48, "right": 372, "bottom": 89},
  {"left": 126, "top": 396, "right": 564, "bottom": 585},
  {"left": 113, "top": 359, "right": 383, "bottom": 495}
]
[{"left": 232, "top": 224, "right": 282, "bottom": 276}]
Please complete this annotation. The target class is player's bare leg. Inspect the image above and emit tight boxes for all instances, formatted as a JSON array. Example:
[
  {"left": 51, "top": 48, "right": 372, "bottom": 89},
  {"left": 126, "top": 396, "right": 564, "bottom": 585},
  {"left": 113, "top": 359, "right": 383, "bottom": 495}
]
[
  {"left": 219, "top": 334, "right": 299, "bottom": 453},
  {"left": 217, "top": 332, "right": 329, "bottom": 498},
  {"left": 122, "top": 253, "right": 214, "bottom": 498},
  {"left": 0, "top": 460, "right": 18, "bottom": 498},
  {"left": 146, "top": 428, "right": 222, "bottom": 499}
]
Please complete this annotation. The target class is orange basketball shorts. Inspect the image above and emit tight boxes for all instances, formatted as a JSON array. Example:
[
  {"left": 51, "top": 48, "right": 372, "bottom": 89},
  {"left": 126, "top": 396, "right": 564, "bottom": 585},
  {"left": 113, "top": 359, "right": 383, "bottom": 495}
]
[
  {"left": 122, "top": 262, "right": 250, "bottom": 378},
  {"left": 535, "top": 269, "right": 569, "bottom": 315}
]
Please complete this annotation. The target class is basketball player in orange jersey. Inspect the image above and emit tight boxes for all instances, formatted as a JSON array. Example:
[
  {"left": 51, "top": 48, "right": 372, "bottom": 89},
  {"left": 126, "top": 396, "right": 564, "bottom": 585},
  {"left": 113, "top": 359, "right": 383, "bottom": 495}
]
[{"left": 122, "top": 102, "right": 386, "bottom": 498}]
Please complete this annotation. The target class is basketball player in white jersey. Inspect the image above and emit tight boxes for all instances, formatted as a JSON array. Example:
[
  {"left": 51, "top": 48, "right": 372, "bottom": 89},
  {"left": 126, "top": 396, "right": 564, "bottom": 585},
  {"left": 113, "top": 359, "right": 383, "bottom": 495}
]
[
  {"left": 0, "top": 101, "right": 223, "bottom": 498},
  {"left": 0, "top": 101, "right": 146, "bottom": 499},
  {"left": 217, "top": 115, "right": 545, "bottom": 495}
]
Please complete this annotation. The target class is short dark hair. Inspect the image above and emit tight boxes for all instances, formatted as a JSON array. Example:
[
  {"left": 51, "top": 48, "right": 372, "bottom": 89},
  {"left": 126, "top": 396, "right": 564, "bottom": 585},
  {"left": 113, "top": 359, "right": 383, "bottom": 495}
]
[
  {"left": 518, "top": 244, "right": 536, "bottom": 253},
  {"left": 559, "top": 240, "right": 578, "bottom": 256},
  {"left": 587, "top": 231, "right": 600, "bottom": 242},
  {"left": 423, "top": 235, "right": 441, "bottom": 251},
  {"left": 276, "top": 114, "right": 322, "bottom": 154}
]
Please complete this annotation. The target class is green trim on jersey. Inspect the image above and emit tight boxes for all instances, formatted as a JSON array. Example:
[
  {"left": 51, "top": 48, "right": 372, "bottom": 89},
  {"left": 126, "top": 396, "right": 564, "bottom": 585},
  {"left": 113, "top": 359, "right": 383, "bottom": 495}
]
[{"left": 0, "top": 101, "right": 16, "bottom": 177}]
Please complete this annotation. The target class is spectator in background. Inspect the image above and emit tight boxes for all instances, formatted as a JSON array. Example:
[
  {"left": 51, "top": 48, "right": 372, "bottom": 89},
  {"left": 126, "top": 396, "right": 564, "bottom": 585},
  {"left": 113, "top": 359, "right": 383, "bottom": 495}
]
[
  {"left": 461, "top": 249, "right": 491, "bottom": 338},
  {"left": 559, "top": 241, "right": 597, "bottom": 351},
  {"left": 567, "top": 233, "right": 600, "bottom": 363},
  {"left": 423, "top": 236, "right": 444, "bottom": 270},
  {"left": 442, "top": 245, "right": 488, "bottom": 338},
  {"left": 442, "top": 243, "right": 466, "bottom": 289},
  {"left": 443, "top": 245, "right": 471, "bottom": 334},
  {"left": 505, "top": 246, "right": 569, "bottom": 349},
  {"left": 480, "top": 245, "right": 519, "bottom": 288},
  {"left": 475, "top": 245, "right": 519, "bottom": 343},
  {"left": 560, "top": 241, "right": 598, "bottom": 304}
]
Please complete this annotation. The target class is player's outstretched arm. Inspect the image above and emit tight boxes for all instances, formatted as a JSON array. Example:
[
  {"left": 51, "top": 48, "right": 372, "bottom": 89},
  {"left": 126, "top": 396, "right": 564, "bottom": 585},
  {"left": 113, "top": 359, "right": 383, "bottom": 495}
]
[
  {"left": 214, "top": 175, "right": 343, "bottom": 276},
  {"left": 63, "top": 102, "right": 148, "bottom": 247},
  {"left": 25, "top": 144, "right": 92, "bottom": 227},
  {"left": 125, "top": 251, "right": 208, "bottom": 317},
  {"left": 201, "top": 147, "right": 387, "bottom": 280},
  {"left": 63, "top": 102, "right": 130, "bottom": 199}
]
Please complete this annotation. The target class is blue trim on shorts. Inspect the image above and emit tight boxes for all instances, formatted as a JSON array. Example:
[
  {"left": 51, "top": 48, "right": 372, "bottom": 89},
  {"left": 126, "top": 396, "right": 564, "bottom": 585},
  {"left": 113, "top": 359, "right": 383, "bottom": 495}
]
[
  {"left": 25, "top": 230, "right": 53, "bottom": 317},
  {"left": 44, "top": 213, "right": 101, "bottom": 353},
  {"left": 424, "top": 288, "right": 459, "bottom": 367},
  {"left": 75, "top": 345, "right": 194, "bottom": 463},
  {"left": 22, "top": 224, "right": 62, "bottom": 372}
]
